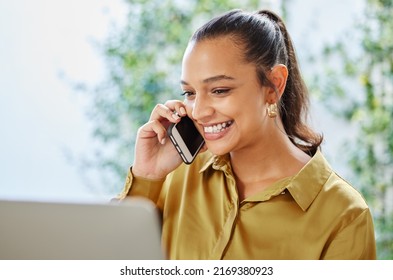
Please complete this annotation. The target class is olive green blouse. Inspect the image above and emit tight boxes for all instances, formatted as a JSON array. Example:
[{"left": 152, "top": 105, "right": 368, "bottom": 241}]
[{"left": 117, "top": 150, "right": 376, "bottom": 260}]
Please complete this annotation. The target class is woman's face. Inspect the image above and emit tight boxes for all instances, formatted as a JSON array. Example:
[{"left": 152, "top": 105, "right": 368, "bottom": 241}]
[{"left": 180, "top": 36, "right": 272, "bottom": 155}]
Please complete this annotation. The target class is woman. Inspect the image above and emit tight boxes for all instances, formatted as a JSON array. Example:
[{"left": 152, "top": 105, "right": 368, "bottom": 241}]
[{"left": 117, "top": 9, "right": 376, "bottom": 259}]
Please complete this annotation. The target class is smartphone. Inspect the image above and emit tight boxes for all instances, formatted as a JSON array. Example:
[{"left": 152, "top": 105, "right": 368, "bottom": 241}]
[{"left": 167, "top": 115, "right": 205, "bottom": 164}]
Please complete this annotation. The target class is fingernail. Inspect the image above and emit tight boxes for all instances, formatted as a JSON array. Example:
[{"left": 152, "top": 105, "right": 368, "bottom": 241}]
[
  {"left": 180, "top": 107, "right": 186, "bottom": 115},
  {"left": 161, "top": 138, "right": 166, "bottom": 145},
  {"left": 172, "top": 113, "right": 180, "bottom": 120}
]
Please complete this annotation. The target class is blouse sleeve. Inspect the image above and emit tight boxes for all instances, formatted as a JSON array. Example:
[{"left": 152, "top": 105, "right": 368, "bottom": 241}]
[
  {"left": 114, "top": 167, "right": 166, "bottom": 206},
  {"left": 321, "top": 208, "right": 377, "bottom": 259}
]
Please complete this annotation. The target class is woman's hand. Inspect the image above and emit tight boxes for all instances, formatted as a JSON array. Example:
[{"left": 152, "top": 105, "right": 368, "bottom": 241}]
[{"left": 131, "top": 100, "right": 188, "bottom": 180}]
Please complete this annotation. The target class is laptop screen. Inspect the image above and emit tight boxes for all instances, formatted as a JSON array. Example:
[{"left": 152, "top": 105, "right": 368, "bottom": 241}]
[{"left": 0, "top": 198, "right": 164, "bottom": 260}]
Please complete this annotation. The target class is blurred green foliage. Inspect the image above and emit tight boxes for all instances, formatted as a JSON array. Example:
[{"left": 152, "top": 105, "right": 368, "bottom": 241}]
[{"left": 315, "top": 0, "right": 393, "bottom": 259}]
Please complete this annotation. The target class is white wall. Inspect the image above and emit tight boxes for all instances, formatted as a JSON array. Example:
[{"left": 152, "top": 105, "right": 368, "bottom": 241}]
[{"left": 0, "top": 0, "right": 127, "bottom": 201}]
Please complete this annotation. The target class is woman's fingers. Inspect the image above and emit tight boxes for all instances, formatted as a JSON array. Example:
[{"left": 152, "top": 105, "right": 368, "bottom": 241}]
[
  {"left": 138, "top": 119, "right": 168, "bottom": 144},
  {"left": 170, "top": 101, "right": 187, "bottom": 117},
  {"left": 149, "top": 100, "right": 187, "bottom": 122}
]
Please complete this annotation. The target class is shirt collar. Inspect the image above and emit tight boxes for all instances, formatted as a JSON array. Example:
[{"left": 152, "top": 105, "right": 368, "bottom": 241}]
[
  {"left": 198, "top": 150, "right": 333, "bottom": 211},
  {"left": 286, "top": 150, "right": 332, "bottom": 211},
  {"left": 199, "top": 152, "right": 228, "bottom": 173}
]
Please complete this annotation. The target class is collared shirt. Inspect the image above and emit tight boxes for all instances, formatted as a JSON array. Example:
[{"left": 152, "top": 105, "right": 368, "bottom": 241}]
[{"left": 117, "top": 150, "right": 376, "bottom": 259}]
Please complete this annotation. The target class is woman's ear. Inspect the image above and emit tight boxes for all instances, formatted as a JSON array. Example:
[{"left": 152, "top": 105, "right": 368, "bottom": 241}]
[{"left": 266, "top": 64, "right": 288, "bottom": 102}]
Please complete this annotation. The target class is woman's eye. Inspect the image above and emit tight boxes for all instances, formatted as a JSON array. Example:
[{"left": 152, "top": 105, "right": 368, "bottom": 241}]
[
  {"left": 181, "top": 91, "right": 195, "bottom": 98},
  {"left": 212, "top": 89, "right": 230, "bottom": 95}
]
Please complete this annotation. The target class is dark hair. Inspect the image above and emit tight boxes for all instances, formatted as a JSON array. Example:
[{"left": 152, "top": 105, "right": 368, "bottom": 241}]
[{"left": 191, "top": 9, "right": 323, "bottom": 155}]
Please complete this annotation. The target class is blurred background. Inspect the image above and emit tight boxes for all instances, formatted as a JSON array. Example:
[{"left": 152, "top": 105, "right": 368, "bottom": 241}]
[{"left": 0, "top": 0, "right": 391, "bottom": 259}]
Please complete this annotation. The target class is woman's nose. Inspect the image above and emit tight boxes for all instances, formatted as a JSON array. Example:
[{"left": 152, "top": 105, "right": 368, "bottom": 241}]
[{"left": 191, "top": 95, "right": 214, "bottom": 122}]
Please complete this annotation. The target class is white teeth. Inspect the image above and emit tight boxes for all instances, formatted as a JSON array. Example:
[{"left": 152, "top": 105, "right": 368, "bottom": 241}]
[{"left": 204, "top": 121, "right": 232, "bottom": 133}]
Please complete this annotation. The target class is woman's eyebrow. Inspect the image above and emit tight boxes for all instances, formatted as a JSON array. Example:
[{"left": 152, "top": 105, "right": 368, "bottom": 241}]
[{"left": 181, "top": 75, "right": 235, "bottom": 85}]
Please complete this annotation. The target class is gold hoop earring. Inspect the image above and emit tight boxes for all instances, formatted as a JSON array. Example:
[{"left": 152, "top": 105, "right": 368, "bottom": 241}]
[{"left": 267, "top": 103, "right": 278, "bottom": 118}]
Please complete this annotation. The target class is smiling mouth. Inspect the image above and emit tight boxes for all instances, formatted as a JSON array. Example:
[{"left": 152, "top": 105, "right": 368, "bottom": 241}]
[{"left": 203, "top": 121, "right": 233, "bottom": 134}]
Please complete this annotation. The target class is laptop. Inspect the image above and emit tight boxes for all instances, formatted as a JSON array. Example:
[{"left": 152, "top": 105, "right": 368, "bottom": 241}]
[{"left": 0, "top": 197, "right": 164, "bottom": 260}]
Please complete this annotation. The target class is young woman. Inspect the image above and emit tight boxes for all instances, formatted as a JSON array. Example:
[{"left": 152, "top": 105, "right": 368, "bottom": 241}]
[{"left": 116, "top": 9, "right": 376, "bottom": 259}]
